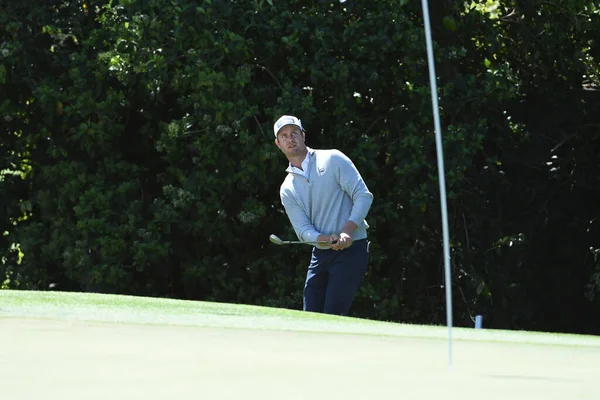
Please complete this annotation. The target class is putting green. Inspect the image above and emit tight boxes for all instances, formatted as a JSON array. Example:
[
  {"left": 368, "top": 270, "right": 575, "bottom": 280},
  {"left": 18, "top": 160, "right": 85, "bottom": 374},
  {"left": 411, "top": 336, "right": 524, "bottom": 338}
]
[{"left": 1, "top": 290, "right": 598, "bottom": 400}]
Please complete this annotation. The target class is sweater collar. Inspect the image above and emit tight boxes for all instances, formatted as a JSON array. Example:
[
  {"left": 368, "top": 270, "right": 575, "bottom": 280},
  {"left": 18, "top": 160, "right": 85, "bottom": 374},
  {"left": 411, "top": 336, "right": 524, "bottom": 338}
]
[{"left": 285, "top": 147, "right": 315, "bottom": 174}]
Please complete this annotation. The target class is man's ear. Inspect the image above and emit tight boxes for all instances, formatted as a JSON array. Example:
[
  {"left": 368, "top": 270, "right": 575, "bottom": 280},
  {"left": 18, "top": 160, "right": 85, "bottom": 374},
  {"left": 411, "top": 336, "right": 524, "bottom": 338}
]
[
  {"left": 302, "top": 131, "right": 306, "bottom": 142},
  {"left": 274, "top": 138, "right": 280, "bottom": 149}
]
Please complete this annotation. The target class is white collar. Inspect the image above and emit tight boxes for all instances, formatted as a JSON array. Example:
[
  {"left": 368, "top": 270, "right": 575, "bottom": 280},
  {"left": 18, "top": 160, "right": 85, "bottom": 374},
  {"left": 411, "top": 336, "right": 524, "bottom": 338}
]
[{"left": 285, "top": 148, "right": 314, "bottom": 174}]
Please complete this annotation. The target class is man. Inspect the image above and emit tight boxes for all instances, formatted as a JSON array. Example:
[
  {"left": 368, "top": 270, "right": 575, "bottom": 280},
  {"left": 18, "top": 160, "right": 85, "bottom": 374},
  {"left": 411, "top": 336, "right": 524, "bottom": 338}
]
[{"left": 273, "top": 115, "right": 374, "bottom": 316}]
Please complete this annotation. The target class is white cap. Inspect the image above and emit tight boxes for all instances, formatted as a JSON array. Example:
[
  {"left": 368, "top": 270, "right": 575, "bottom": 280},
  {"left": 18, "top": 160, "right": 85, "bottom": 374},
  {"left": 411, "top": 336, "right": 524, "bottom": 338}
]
[{"left": 273, "top": 115, "right": 304, "bottom": 138}]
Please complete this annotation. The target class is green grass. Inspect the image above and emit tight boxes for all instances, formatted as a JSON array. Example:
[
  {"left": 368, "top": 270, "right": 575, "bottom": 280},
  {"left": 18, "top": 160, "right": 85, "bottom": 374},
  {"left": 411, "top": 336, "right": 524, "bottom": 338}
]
[
  {"left": 3, "top": 289, "right": 598, "bottom": 400},
  {"left": 1, "top": 289, "right": 599, "bottom": 348}
]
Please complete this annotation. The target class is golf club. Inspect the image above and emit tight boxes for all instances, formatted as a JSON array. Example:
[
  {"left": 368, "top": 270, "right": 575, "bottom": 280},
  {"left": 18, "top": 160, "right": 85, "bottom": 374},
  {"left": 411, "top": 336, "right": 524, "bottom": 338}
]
[{"left": 269, "top": 234, "right": 334, "bottom": 247}]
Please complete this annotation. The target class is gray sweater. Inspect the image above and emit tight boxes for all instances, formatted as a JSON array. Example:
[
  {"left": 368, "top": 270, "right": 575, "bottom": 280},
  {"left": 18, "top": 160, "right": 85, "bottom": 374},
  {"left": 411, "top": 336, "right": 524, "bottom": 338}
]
[{"left": 280, "top": 147, "right": 374, "bottom": 248}]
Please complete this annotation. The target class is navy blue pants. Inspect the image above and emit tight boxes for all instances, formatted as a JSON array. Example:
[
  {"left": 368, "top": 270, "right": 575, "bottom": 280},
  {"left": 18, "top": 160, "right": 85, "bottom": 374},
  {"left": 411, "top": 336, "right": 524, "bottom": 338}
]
[{"left": 303, "top": 239, "right": 370, "bottom": 316}]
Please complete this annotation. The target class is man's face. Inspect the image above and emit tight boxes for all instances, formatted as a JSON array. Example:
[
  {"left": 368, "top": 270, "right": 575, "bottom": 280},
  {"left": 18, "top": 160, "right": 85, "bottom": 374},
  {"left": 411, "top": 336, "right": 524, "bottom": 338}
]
[{"left": 275, "top": 125, "right": 307, "bottom": 157}]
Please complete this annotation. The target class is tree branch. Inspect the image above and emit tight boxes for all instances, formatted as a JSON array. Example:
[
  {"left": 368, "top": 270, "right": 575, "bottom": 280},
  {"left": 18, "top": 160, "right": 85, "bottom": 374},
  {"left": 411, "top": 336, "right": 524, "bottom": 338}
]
[{"left": 249, "top": 64, "right": 283, "bottom": 90}]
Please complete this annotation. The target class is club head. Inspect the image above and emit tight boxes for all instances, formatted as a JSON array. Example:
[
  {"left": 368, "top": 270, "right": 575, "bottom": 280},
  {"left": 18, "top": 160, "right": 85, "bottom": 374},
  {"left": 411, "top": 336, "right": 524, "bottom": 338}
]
[{"left": 269, "top": 234, "right": 285, "bottom": 245}]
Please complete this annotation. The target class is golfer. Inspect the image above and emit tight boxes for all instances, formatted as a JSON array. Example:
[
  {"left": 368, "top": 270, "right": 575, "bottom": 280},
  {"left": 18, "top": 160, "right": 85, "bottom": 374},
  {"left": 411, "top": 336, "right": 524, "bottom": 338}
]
[{"left": 273, "top": 115, "right": 374, "bottom": 316}]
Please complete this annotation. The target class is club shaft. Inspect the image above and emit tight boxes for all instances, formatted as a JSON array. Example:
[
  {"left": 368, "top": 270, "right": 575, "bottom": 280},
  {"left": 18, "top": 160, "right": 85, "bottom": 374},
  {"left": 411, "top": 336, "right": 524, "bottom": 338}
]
[{"left": 283, "top": 241, "right": 329, "bottom": 245}]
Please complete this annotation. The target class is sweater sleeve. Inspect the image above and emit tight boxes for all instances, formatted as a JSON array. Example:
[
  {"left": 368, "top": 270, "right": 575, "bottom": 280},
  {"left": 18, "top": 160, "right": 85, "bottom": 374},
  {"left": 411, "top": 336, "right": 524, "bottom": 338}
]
[
  {"left": 334, "top": 150, "right": 374, "bottom": 226},
  {"left": 280, "top": 186, "right": 321, "bottom": 243}
]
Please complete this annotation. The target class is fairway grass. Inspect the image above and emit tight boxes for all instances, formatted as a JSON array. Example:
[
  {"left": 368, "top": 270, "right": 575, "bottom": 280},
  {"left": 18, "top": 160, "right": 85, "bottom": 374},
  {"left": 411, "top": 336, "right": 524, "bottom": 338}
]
[
  {"left": 1, "top": 290, "right": 599, "bottom": 400},
  {"left": 1, "top": 289, "right": 599, "bottom": 347}
]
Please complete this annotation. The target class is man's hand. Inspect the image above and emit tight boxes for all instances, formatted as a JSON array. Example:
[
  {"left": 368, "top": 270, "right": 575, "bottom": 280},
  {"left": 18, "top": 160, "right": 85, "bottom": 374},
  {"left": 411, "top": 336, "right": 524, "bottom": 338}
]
[
  {"left": 331, "top": 232, "right": 353, "bottom": 251},
  {"left": 317, "top": 234, "right": 338, "bottom": 246}
]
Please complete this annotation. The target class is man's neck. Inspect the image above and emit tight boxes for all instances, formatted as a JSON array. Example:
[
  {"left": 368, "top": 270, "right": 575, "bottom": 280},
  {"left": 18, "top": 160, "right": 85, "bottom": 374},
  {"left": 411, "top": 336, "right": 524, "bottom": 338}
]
[{"left": 288, "top": 148, "right": 309, "bottom": 170}]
